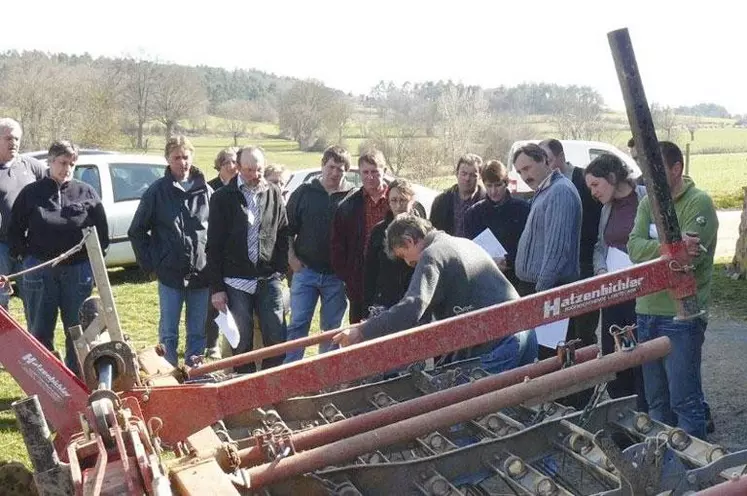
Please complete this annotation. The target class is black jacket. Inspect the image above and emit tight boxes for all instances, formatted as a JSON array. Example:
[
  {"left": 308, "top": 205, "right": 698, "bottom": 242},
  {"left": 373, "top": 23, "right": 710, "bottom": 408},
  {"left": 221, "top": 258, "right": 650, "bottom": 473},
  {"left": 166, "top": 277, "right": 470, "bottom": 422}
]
[
  {"left": 571, "top": 166, "right": 602, "bottom": 272},
  {"left": 287, "top": 178, "right": 353, "bottom": 274},
  {"left": 464, "top": 193, "right": 531, "bottom": 294},
  {"left": 362, "top": 211, "right": 416, "bottom": 318},
  {"left": 207, "top": 176, "right": 227, "bottom": 192},
  {"left": 8, "top": 177, "right": 109, "bottom": 264},
  {"left": 429, "top": 184, "right": 486, "bottom": 235},
  {"left": 128, "top": 167, "right": 211, "bottom": 289},
  {"left": 206, "top": 177, "right": 288, "bottom": 293}
]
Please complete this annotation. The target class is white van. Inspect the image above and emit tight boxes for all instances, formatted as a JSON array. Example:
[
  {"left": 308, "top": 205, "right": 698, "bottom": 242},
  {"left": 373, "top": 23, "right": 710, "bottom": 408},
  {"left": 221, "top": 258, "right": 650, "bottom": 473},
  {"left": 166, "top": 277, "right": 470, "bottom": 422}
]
[{"left": 506, "top": 140, "right": 641, "bottom": 197}]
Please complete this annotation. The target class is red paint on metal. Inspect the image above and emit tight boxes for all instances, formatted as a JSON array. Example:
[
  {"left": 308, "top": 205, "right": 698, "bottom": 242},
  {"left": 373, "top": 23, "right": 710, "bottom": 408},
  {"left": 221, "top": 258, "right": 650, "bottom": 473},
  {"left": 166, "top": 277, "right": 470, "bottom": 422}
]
[
  {"left": 0, "top": 307, "right": 90, "bottom": 449},
  {"left": 695, "top": 475, "right": 747, "bottom": 495},
  {"left": 126, "top": 257, "right": 686, "bottom": 445},
  {"left": 244, "top": 337, "right": 671, "bottom": 488},
  {"left": 187, "top": 328, "right": 346, "bottom": 379}
]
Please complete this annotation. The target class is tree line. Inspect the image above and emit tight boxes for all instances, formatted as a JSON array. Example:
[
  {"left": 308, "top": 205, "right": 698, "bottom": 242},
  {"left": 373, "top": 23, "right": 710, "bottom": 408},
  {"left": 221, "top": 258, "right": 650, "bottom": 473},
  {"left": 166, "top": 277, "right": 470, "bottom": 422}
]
[{"left": 0, "top": 50, "right": 730, "bottom": 167}]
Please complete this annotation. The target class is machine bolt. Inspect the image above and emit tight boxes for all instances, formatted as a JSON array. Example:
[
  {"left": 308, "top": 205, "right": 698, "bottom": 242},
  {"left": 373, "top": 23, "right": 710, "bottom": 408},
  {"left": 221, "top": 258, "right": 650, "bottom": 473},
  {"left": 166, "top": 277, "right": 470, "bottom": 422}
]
[
  {"left": 535, "top": 477, "right": 558, "bottom": 496},
  {"left": 617, "top": 412, "right": 625, "bottom": 420},
  {"left": 504, "top": 456, "right": 527, "bottom": 478},
  {"left": 669, "top": 428, "right": 691, "bottom": 451},
  {"left": 142, "top": 394, "right": 150, "bottom": 402},
  {"left": 633, "top": 413, "right": 653, "bottom": 433},
  {"left": 687, "top": 473, "right": 697, "bottom": 484},
  {"left": 429, "top": 434, "right": 445, "bottom": 450},
  {"left": 429, "top": 478, "right": 449, "bottom": 496}
]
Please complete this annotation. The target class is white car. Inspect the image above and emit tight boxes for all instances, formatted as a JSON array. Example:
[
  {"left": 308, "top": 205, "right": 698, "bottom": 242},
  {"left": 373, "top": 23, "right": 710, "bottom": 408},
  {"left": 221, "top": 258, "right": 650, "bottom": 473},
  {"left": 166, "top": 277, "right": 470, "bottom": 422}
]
[
  {"left": 69, "top": 154, "right": 168, "bottom": 267},
  {"left": 283, "top": 168, "right": 439, "bottom": 217},
  {"left": 506, "top": 139, "right": 642, "bottom": 197}
]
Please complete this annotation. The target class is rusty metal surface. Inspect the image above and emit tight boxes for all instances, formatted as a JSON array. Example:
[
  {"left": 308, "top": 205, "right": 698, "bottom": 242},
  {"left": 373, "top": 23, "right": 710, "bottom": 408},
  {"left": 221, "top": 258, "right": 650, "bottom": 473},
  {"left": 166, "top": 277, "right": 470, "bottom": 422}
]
[
  {"left": 126, "top": 258, "right": 685, "bottom": 446},
  {"left": 243, "top": 337, "right": 670, "bottom": 489},
  {"left": 169, "top": 459, "right": 240, "bottom": 495},
  {"left": 0, "top": 307, "right": 90, "bottom": 447}
]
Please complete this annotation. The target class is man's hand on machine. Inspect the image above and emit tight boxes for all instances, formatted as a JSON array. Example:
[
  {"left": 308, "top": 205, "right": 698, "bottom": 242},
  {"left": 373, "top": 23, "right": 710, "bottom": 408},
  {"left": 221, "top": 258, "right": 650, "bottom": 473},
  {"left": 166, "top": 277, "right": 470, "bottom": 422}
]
[{"left": 332, "top": 327, "right": 363, "bottom": 347}]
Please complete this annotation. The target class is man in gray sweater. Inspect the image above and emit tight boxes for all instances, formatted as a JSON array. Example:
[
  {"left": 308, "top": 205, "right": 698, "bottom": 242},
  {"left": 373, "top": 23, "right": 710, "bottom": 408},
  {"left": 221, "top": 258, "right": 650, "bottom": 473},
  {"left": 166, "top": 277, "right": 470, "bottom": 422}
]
[
  {"left": 333, "top": 215, "right": 537, "bottom": 373},
  {"left": 514, "top": 144, "right": 582, "bottom": 293},
  {"left": 0, "top": 118, "right": 47, "bottom": 309}
]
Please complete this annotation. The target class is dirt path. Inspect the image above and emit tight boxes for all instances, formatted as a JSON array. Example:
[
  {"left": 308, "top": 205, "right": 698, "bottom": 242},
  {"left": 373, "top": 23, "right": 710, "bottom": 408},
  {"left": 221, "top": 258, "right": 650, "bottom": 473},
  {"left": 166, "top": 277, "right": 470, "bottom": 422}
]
[{"left": 702, "top": 317, "right": 747, "bottom": 451}]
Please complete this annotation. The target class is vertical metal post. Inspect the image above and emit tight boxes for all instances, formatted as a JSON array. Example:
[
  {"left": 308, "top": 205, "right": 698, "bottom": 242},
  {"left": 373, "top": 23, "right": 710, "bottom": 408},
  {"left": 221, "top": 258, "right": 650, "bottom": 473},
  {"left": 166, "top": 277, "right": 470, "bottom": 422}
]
[
  {"left": 607, "top": 28, "right": 702, "bottom": 319},
  {"left": 12, "top": 396, "right": 74, "bottom": 495},
  {"left": 685, "top": 142, "right": 691, "bottom": 176},
  {"left": 84, "top": 226, "right": 123, "bottom": 342}
]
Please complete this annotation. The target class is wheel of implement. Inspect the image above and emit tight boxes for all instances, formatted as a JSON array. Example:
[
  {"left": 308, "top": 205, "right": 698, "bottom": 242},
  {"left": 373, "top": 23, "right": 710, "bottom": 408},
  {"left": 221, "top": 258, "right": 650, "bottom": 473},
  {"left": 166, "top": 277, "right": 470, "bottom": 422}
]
[
  {"left": 0, "top": 461, "right": 38, "bottom": 496},
  {"left": 79, "top": 296, "right": 102, "bottom": 332}
]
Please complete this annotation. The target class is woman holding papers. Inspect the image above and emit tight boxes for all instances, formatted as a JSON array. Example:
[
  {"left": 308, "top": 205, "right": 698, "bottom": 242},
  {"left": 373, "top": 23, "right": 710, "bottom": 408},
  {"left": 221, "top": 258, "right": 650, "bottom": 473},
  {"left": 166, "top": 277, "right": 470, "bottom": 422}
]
[
  {"left": 585, "top": 154, "right": 647, "bottom": 411},
  {"left": 362, "top": 179, "right": 419, "bottom": 318},
  {"left": 465, "top": 160, "right": 531, "bottom": 295}
]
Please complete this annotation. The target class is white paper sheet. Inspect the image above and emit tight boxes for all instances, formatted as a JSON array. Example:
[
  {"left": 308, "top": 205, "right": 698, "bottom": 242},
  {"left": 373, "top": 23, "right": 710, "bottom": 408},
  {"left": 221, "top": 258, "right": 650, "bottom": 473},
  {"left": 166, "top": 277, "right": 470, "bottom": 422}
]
[
  {"left": 214, "top": 308, "right": 240, "bottom": 348},
  {"left": 472, "top": 228, "right": 507, "bottom": 259},
  {"left": 606, "top": 247, "right": 633, "bottom": 272},
  {"left": 535, "top": 319, "right": 569, "bottom": 349},
  {"left": 649, "top": 223, "right": 659, "bottom": 239}
]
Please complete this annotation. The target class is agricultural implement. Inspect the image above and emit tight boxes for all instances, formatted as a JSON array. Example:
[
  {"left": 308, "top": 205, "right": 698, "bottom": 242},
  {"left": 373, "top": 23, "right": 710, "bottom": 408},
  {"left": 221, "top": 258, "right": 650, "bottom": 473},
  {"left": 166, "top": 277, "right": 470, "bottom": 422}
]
[{"left": 2, "top": 28, "right": 746, "bottom": 496}]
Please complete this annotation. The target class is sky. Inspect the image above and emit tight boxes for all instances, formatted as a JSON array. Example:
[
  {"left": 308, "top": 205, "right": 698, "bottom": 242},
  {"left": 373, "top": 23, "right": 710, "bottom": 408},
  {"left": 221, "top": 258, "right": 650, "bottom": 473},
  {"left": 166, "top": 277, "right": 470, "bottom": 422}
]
[{"left": 4, "top": 0, "right": 745, "bottom": 113}]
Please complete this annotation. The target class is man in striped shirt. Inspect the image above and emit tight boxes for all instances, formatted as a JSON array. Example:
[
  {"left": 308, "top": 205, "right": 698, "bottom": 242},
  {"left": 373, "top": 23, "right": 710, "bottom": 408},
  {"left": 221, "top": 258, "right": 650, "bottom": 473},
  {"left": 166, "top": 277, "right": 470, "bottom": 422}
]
[{"left": 206, "top": 146, "right": 289, "bottom": 373}]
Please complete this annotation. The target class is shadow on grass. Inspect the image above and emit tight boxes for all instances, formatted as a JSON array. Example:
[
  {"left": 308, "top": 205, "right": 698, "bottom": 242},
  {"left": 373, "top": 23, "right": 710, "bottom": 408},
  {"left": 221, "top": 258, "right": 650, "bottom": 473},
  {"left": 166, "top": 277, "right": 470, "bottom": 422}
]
[
  {"left": 107, "top": 267, "right": 153, "bottom": 286},
  {"left": 0, "top": 398, "right": 23, "bottom": 412}
]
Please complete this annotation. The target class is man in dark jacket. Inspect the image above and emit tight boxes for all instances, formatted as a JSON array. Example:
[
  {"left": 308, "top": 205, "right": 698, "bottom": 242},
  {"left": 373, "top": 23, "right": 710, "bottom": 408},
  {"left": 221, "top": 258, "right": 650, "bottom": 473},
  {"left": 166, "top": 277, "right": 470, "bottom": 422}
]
[
  {"left": 330, "top": 149, "right": 390, "bottom": 324},
  {"left": 429, "top": 153, "right": 486, "bottom": 237},
  {"left": 0, "top": 118, "right": 47, "bottom": 309},
  {"left": 334, "top": 215, "right": 537, "bottom": 374},
  {"left": 204, "top": 147, "right": 239, "bottom": 359},
  {"left": 128, "top": 136, "right": 212, "bottom": 367},
  {"left": 206, "top": 146, "right": 289, "bottom": 373},
  {"left": 465, "top": 160, "right": 531, "bottom": 295},
  {"left": 284, "top": 146, "right": 354, "bottom": 362}
]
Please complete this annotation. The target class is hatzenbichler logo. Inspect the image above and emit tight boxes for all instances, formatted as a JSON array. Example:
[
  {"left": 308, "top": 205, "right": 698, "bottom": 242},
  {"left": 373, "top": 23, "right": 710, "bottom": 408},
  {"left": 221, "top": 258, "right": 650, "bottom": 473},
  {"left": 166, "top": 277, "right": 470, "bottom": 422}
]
[{"left": 543, "top": 277, "right": 644, "bottom": 319}]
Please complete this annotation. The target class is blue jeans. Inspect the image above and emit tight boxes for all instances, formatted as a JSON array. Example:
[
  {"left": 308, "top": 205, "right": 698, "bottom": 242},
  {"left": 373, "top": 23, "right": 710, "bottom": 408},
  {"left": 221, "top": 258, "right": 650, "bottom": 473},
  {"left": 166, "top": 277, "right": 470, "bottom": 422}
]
[
  {"left": 480, "top": 330, "right": 539, "bottom": 374},
  {"left": 158, "top": 281, "right": 209, "bottom": 367},
  {"left": 22, "top": 256, "right": 93, "bottom": 375},
  {"left": 226, "top": 277, "right": 287, "bottom": 373},
  {"left": 284, "top": 268, "right": 347, "bottom": 363},
  {"left": 637, "top": 314, "right": 707, "bottom": 438},
  {"left": 0, "top": 242, "right": 20, "bottom": 309}
]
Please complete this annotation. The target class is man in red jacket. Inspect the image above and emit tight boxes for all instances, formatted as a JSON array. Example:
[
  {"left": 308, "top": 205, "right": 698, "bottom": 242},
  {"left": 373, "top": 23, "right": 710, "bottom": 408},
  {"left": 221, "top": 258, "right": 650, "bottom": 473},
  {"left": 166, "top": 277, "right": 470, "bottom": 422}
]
[{"left": 330, "top": 149, "right": 389, "bottom": 324}]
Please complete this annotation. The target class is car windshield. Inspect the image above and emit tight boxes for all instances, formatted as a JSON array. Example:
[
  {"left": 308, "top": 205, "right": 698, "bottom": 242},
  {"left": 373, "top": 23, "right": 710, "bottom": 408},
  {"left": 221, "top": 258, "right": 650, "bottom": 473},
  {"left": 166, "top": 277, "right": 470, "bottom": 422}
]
[{"left": 110, "top": 163, "right": 165, "bottom": 202}]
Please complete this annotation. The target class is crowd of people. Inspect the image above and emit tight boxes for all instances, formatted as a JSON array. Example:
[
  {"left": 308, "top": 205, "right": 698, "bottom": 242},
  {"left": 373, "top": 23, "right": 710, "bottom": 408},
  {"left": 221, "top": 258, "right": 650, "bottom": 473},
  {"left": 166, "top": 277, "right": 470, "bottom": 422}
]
[{"left": 0, "top": 115, "right": 719, "bottom": 440}]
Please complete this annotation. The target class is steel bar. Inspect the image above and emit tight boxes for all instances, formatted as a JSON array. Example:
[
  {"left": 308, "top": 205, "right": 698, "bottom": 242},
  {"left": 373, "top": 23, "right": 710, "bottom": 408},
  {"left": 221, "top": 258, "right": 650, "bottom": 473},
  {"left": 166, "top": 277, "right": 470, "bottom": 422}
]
[
  {"left": 696, "top": 475, "right": 747, "bottom": 495},
  {"left": 608, "top": 27, "right": 701, "bottom": 319},
  {"left": 231, "top": 345, "right": 599, "bottom": 469},
  {"left": 127, "top": 257, "right": 691, "bottom": 445},
  {"left": 243, "top": 337, "right": 671, "bottom": 489},
  {"left": 186, "top": 328, "right": 345, "bottom": 379},
  {"left": 288, "top": 345, "right": 599, "bottom": 457}
]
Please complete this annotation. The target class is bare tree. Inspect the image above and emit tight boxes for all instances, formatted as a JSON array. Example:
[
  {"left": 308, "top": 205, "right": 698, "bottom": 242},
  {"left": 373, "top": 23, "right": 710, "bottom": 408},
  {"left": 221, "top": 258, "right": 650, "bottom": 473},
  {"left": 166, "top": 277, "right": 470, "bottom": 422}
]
[
  {"left": 216, "top": 99, "right": 258, "bottom": 145},
  {"left": 436, "top": 84, "right": 488, "bottom": 163},
  {"left": 114, "top": 56, "right": 158, "bottom": 149},
  {"left": 278, "top": 80, "right": 349, "bottom": 149},
  {"left": 549, "top": 86, "right": 604, "bottom": 140},
  {"left": 650, "top": 103, "right": 678, "bottom": 140},
  {"left": 0, "top": 54, "right": 62, "bottom": 150},
  {"left": 151, "top": 65, "right": 208, "bottom": 139}
]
